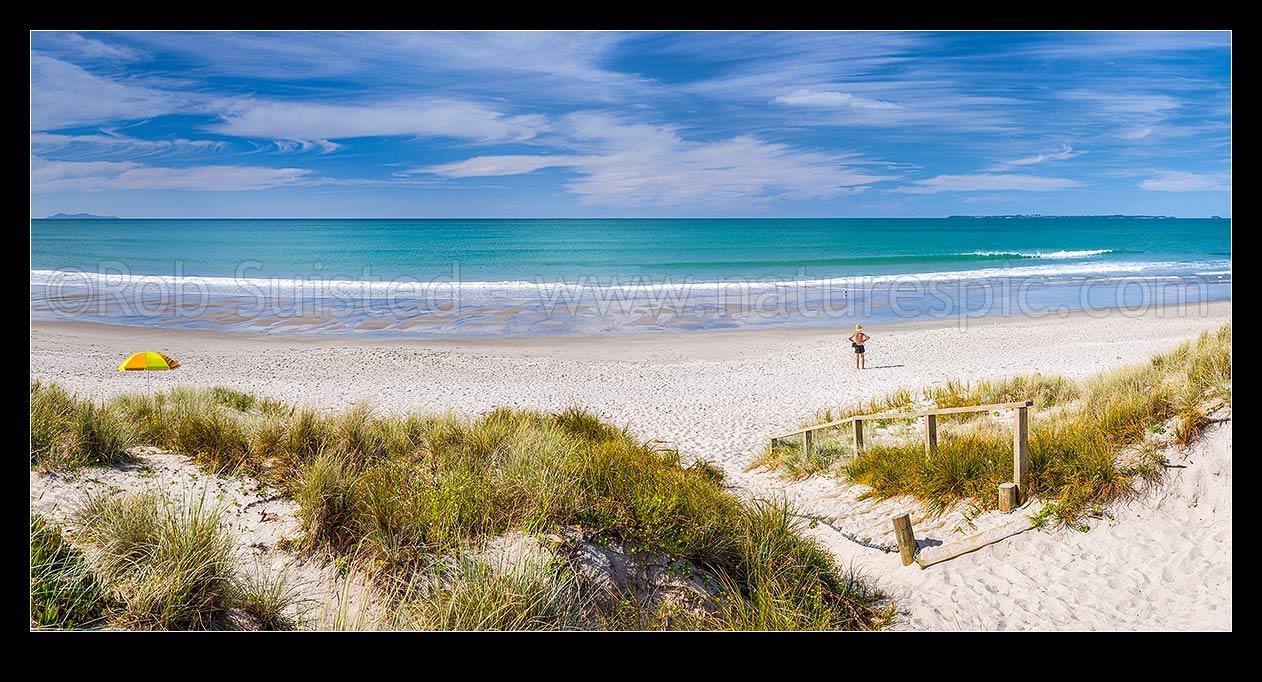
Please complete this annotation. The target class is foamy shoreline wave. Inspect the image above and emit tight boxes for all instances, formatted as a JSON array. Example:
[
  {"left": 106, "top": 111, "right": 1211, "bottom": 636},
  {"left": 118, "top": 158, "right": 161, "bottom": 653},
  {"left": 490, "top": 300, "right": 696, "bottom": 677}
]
[{"left": 30, "top": 259, "right": 1230, "bottom": 298}]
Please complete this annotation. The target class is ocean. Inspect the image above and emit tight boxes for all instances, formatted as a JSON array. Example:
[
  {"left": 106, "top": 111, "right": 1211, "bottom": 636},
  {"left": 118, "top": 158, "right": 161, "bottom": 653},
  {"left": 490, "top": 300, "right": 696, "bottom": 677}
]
[{"left": 30, "top": 217, "right": 1231, "bottom": 336}]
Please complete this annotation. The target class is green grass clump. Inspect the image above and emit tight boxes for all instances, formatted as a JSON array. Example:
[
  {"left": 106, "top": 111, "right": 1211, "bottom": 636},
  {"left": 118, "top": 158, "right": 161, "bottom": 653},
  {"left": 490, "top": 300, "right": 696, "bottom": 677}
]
[
  {"left": 294, "top": 452, "right": 361, "bottom": 550},
  {"left": 70, "top": 491, "right": 297, "bottom": 630},
  {"left": 31, "top": 381, "right": 133, "bottom": 470},
  {"left": 405, "top": 556, "right": 590, "bottom": 631},
  {"left": 759, "top": 323, "right": 1231, "bottom": 524},
  {"left": 237, "top": 565, "right": 301, "bottom": 631},
  {"left": 706, "top": 499, "right": 892, "bottom": 630},
  {"left": 30, "top": 515, "right": 110, "bottom": 629}
]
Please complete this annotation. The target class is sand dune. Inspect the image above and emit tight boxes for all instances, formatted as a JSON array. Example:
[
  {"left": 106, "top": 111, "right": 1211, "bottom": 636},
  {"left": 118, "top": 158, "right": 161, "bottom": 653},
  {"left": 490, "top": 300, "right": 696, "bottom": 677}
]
[{"left": 29, "top": 301, "right": 1232, "bottom": 630}]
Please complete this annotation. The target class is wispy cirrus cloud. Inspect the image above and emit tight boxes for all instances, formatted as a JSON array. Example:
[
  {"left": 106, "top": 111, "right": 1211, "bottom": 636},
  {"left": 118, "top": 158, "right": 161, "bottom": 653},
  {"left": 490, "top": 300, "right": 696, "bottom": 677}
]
[
  {"left": 31, "top": 132, "right": 226, "bottom": 158},
  {"left": 1140, "top": 171, "right": 1231, "bottom": 192},
  {"left": 893, "top": 173, "right": 1081, "bottom": 194},
  {"left": 990, "top": 144, "right": 1084, "bottom": 170},
  {"left": 670, "top": 33, "right": 1020, "bottom": 132},
  {"left": 208, "top": 100, "right": 548, "bottom": 149},
  {"left": 31, "top": 51, "right": 549, "bottom": 148},
  {"left": 30, "top": 157, "right": 311, "bottom": 192},
  {"left": 1058, "top": 89, "right": 1185, "bottom": 143},
  {"left": 32, "top": 32, "right": 149, "bottom": 62},
  {"left": 417, "top": 113, "right": 894, "bottom": 207},
  {"left": 1061, "top": 91, "right": 1181, "bottom": 116},
  {"left": 1009, "top": 31, "right": 1231, "bottom": 60},
  {"left": 668, "top": 32, "right": 923, "bottom": 99},
  {"left": 421, "top": 155, "right": 588, "bottom": 178},
  {"left": 118, "top": 31, "right": 650, "bottom": 103},
  {"left": 30, "top": 55, "right": 189, "bottom": 130}
]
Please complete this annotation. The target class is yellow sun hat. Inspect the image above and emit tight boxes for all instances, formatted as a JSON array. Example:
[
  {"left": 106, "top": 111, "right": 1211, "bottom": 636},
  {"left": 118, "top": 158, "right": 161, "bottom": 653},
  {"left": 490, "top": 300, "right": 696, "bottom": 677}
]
[{"left": 855, "top": 324, "right": 864, "bottom": 330}]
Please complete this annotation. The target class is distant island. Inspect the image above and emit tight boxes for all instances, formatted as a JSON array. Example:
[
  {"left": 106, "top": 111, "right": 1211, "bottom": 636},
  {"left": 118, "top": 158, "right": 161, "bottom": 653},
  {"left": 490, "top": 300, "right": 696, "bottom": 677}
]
[
  {"left": 947, "top": 214, "right": 1178, "bottom": 219},
  {"left": 43, "top": 213, "right": 119, "bottom": 220}
]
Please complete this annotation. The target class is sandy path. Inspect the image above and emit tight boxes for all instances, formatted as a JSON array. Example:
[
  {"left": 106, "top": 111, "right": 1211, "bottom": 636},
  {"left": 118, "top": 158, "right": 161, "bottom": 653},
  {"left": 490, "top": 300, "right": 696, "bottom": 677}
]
[{"left": 29, "top": 301, "right": 1232, "bottom": 630}]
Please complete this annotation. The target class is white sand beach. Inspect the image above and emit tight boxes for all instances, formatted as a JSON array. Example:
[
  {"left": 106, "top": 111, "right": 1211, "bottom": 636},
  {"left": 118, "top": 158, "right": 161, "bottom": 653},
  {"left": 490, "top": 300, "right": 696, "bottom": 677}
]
[{"left": 29, "top": 301, "right": 1232, "bottom": 630}]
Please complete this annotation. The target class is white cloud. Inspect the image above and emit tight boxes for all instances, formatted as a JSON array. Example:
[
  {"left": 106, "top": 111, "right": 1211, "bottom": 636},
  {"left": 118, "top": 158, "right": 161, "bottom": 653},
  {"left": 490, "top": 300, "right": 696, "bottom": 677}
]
[
  {"left": 893, "top": 173, "right": 1081, "bottom": 194},
  {"left": 38, "top": 33, "right": 148, "bottom": 62},
  {"left": 30, "top": 54, "right": 546, "bottom": 150},
  {"left": 30, "top": 132, "right": 226, "bottom": 157},
  {"left": 388, "top": 31, "right": 650, "bottom": 100},
  {"left": 1061, "top": 91, "right": 1181, "bottom": 115},
  {"left": 1016, "top": 32, "right": 1230, "bottom": 60},
  {"left": 991, "top": 144, "right": 1084, "bottom": 170},
  {"left": 209, "top": 100, "right": 547, "bottom": 146},
  {"left": 30, "top": 56, "right": 187, "bottom": 130},
  {"left": 1140, "top": 171, "right": 1230, "bottom": 192},
  {"left": 761, "top": 83, "right": 1018, "bottom": 131},
  {"left": 772, "top": 89, "right": 902, "bottom": 110},
  {"left": 1007, "top": 145, "right": 1081, "bottom": 166},
  {"left": 415, "top": 113, "right": 894, "bottom": 207},
  {"left": 120, "top": 31, "right": 650, "bottom": 103},
  {"left": 422, "top": 155, "right": 588, "bottom": 178},
  {"left": 30, "top": 157, "right": 310, "bottom": 192},
  {"left": 1060, "top": 90, "right": 1184, "bottom": 142}
]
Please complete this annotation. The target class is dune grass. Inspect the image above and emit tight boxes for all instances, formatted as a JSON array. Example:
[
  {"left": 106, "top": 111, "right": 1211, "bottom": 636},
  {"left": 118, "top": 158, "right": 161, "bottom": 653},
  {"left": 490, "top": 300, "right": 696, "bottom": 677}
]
[
  {"left": 403, "top": 555, "right": 592, "bottom": 631},
  {"left": 67, "top": 491, "right": 298, "bottom": 630},
  {"left": 279, "top": 406, "right": 888, "bottom": 629},
  {"left": 31, "top": 515, "right": 111, "bottom": 629},
  {"left": 757, "top": 323, "right": 1231, "bottom": 523},
  {"left": 31, "top": 381, "right": 133, "bottom": 470},
  {"left": 32, "top": 386, "right": 889, "bottom": 630}
]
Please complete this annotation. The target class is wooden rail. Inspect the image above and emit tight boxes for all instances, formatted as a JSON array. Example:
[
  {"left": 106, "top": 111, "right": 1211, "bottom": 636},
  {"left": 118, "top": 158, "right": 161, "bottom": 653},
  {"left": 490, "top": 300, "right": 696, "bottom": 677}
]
[{"left": 770, "top": 399, "right": 1035, "bottom": 503}]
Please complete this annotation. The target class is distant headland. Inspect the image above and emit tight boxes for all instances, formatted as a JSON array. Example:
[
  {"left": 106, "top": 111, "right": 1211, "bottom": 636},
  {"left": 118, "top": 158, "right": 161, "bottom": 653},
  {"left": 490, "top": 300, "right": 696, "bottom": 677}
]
[{"left": 43, "top": 213, "right": 119, "bottom": 220}]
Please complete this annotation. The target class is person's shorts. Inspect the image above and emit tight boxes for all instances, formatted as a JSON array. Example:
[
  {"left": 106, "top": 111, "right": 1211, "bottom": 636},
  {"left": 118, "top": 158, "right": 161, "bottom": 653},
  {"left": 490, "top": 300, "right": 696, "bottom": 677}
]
[{"left": 854, "top": 344, "right": 865, "bottom": 354}]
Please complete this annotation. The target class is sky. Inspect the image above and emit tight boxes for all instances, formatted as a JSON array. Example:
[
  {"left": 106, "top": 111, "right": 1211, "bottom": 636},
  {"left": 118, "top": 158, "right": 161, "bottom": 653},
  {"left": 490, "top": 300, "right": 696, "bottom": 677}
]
[{"left": 29, "top": 31, "right": 1231, "bottom": 218}]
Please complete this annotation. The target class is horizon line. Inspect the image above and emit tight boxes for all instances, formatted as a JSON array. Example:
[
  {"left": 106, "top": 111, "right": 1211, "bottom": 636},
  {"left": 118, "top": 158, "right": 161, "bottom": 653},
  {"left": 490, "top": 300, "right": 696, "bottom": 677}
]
[{"left": 32, "top": 214, "right": 1230, "bottom": 220}]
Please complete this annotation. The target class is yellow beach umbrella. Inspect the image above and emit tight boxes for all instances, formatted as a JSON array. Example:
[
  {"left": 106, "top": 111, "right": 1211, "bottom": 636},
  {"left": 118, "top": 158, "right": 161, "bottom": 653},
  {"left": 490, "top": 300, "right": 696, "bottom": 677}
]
[{"left": 118, "top": 351, "right": 180, "bottom": 392}]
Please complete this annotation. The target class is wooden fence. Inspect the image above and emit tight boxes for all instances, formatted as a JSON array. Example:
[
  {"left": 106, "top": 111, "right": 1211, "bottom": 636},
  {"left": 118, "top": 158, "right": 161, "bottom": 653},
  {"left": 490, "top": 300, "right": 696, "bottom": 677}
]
[{"left": 770, "top": 399, "right": 1035, "bottom": 564}]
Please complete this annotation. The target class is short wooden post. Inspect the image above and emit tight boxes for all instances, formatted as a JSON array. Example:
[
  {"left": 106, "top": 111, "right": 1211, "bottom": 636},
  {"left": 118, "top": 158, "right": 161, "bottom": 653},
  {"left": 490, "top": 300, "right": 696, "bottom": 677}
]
[
  {"left": 998, "top": 482, "right": 1018, "bottom": 512},
  {"left": 803, "top": 430, "right": 813, "bottom": 459},
  {"left": 924, "top": 414, "right": 938, "bottom": 452},
  {"left": 1013, "top": 407, "right": 1029, "bottom": 503},
  {"left": 892, "top": 513, "right": 916, "bottom": 566},
  {"left": 852, "top": 419, "right": 864, "bottom": 454}
]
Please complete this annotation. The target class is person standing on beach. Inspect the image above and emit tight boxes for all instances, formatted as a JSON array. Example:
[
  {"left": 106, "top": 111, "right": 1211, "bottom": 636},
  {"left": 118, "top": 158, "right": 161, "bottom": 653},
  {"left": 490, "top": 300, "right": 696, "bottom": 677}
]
[{"left": 848, "top": 324, "right": 870, "bottom": 369}]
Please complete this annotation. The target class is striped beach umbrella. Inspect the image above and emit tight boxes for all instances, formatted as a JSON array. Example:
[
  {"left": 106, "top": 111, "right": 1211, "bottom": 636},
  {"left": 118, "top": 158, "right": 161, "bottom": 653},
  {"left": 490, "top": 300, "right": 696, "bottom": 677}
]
[{"left": 118, "top": 351, "right": 180, "bottom": 392}]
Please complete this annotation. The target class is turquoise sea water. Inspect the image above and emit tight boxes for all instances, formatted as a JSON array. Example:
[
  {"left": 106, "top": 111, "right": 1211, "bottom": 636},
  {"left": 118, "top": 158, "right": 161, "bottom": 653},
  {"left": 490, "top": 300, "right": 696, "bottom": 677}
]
[{"left": 30, "top": 217, "right": 1231, "bottom": 336}]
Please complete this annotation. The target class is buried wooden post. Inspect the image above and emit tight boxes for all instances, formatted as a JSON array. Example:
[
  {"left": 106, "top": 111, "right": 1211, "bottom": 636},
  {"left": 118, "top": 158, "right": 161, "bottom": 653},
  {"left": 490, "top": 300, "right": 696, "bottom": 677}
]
[
  {"left": 924, "top": 414, "right": 938, "bottom": 453},
  {"left": 803, "top": 429, "right": 814, "bottom": 459},
  {"left": 998, "top": 482, "right": 1018, "bottom": 512},
  {"left": 853, "top": 419, "right": 864, "bottom": 454},
  {"left": 892, "top": 513, "right": 916, "bottom": 566},
  {"left": 1013, "top": 405, "right": 1030, "bottom": 503}
]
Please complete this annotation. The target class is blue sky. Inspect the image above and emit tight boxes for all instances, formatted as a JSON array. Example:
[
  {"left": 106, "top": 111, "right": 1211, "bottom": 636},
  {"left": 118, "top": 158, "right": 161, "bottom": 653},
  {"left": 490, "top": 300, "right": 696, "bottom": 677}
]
[{"left": 29, "top": 31, "right": 1231, "bottom": 218}]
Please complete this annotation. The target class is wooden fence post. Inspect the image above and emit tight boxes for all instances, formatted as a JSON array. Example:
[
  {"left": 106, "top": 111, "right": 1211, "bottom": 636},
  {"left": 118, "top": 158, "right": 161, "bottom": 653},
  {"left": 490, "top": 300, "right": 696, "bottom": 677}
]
[
  {"left": 998, "top": 482, "right": 1018, "bottom": 512},
  {"left": 1013, "top": 406, "right": 1029, "bottom": 503},
  {"left": 803, "top": 430, "right": 814, "bottom": 459},
  {"left": 853, "top": 419, "right": 864, "bottom": 454},
  {"left": 924, "top": 414, "right": 938, "bottom": 452},
  {"left": 892, "top": 514, "right": 916, "bottom": 566}
]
